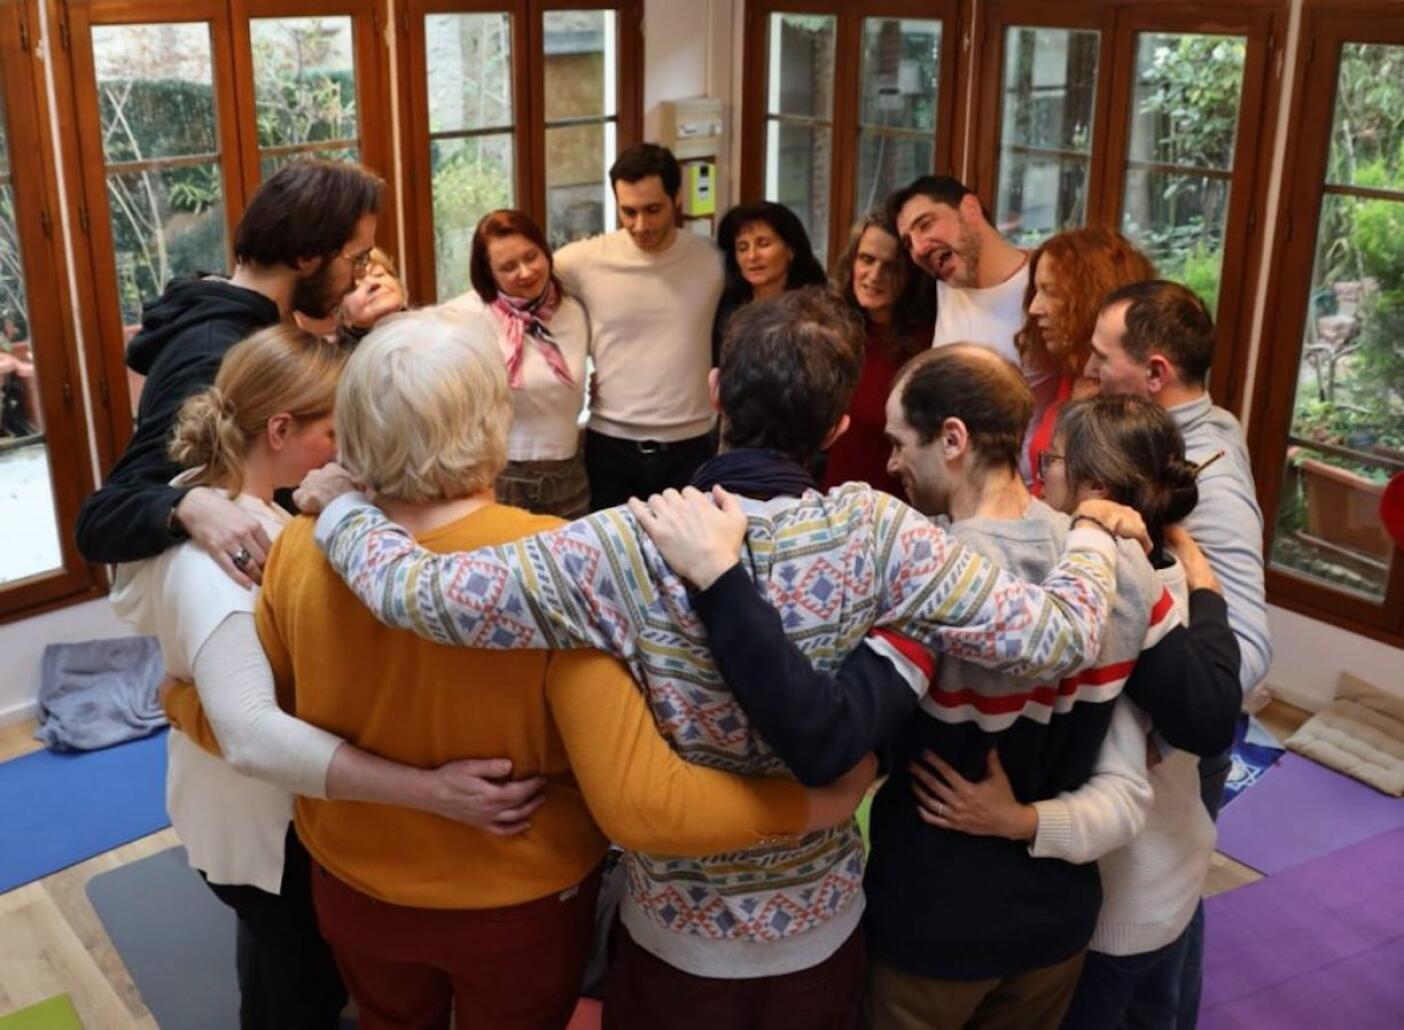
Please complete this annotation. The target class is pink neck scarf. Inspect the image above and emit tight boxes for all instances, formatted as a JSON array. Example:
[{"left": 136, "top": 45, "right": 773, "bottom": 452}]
[{"left": 489, "top": 280, "right": 573, "bottom": 389}]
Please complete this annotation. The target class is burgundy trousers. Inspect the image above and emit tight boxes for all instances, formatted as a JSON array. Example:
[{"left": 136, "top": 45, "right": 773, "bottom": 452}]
[
  {"left": 311, "top": 860, "right": 601, "bottom": 1030},
  {"left": 603, "top": 920, "right": 866, "bottom": 1030}
]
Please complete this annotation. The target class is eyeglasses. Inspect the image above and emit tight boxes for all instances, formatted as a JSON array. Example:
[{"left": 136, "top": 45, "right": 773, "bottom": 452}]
[
  {"left": 1037, "top": 450, "right": 1064, "bottom": 481},
  {"left": 339, "top": 247, "right": 373, "bottom": 275}
]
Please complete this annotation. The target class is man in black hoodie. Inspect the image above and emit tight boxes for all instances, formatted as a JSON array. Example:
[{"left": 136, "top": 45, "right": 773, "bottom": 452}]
[{"left": 75, "top": 159, "right": 383, "bottom": 585}]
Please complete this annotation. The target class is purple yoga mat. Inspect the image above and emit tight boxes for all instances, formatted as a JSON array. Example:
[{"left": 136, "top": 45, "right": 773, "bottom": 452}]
[
  {"left": 1216, "top": 752, "right": 1404, "bottom": 875},
  {"left": 1202, "top": 827, "right": 1404, "bottom": 1029}
]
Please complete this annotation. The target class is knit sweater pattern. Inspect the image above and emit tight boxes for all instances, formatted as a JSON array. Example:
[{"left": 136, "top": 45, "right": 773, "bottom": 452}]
[{"left": 315, "top": 481, "right": 1118, "bottom": 977}]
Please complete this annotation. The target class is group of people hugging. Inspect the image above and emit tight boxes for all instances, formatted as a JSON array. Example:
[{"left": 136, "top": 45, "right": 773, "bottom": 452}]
[{"left": 73, "top": 140, "right": 1271, "bottom": 1030}]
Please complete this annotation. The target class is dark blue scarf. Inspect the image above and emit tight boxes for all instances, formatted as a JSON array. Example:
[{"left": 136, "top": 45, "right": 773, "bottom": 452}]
[{"left": 690, "top": 449, "right": 816, "bottom": 501}]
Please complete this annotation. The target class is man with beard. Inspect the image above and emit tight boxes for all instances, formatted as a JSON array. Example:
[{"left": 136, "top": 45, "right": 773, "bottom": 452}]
[
  {"left": 887, "top": 176, "right": 1030, "bottom": 365},
  {"left": 75, "top": 159, "right": 382, "bottom": 586}
]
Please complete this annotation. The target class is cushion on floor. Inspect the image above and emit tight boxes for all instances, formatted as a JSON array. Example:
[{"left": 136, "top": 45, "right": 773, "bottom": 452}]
[{"left": 1286, "top": 672, "right": 1404, "bottom": 797}]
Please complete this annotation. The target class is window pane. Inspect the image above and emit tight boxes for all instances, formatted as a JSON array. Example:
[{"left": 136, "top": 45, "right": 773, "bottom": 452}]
[
  {"left": 766, "top": 119, "right": 831, "bottom": 260},
  {"left": 431, "top": 134, "right": 513, "bottom": 301},
  {"left": 91, "top": 24, "right": 230, "bottom": 329},
  {"left": 1126, "top": 33, "right": 1245, "bottom": 171},
  {"left": 543, "top": 10, "right": 616, "bottom": 122},
  {"left": 859, "top": 18, "right": 940, "bottom": 132},
  {"left": 1325, "top": 44, "right": 1404, "bottom": 190},
  {"left": 260, "top": 146, "right": 360, "bottom": 180},
  {"left": 106, "top": 165, "right": 228, "bottom": 325},
  {"left": 0, "top": 106, "right": 62, "bottom": 583},
  {"left": 251, "top": 17, "right": 358, "bottom": 150},
  {"left": 92, "top": 24, "right": 219, "bottom": 161},
  {"left": 1270, "top": 45, "right": 1404, "bottom": 604},
  {"left": 1120, "top": 169, "right": 1228, "bottom": 314},
  {"left": 427, "top": 13, "right": 513, "bottom": 133},
  {"left": 767, "top": 14, "right": 835, "bottom": 119},
  {"left": 997, "top": 155, "right": 1090, "bottom": 248},
  {"left": 546, "top": 122, "right": 614, "bottom": 249},
  {"left": 995, "top": 27, "right": 1099, "bottom": 241},
  {"left": 856, "top": 132, "right": 932, "bottom": 217}
]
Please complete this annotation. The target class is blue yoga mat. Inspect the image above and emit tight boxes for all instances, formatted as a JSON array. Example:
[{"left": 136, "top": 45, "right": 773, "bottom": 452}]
[{"left": 0, "top": 729, "right": 169, "bottom": 894}]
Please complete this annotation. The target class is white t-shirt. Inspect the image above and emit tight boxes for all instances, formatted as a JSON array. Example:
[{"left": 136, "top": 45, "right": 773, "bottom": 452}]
[
  {"left": 554, "top": 229, "right": 723, "bottom": 442},
  {"left": 440, "top": 292, "right": 590, "bottom": 461},
  {"left": 110, "top": 495, "right": 294, "bottom": 894},
  {"left": 932, "top": 261, "right": 1030, "bottom": 366}
]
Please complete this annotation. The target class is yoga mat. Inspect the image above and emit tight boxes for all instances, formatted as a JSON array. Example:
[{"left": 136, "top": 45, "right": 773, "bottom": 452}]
[
  {"left": 0, "top": 995, "right": 82, "bottom": 1030},
  {"left": 1222, "top": 713, "right": 1286, "bottom": 807},
  {"left": 87, "top": 846, "right": 240, "bottom": 1030},
  {"left": 1201, "top": 827, "right": 1404, "bottom": 1029},
  {"left": 0, "top": 729, "right": 169, "bottom": 893},
  {"left": 1216, "top": 752, "right": 1404, "bottom": 875}
]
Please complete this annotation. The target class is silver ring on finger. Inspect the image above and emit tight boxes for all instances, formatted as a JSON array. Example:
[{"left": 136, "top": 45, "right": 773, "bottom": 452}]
[
  {"left": 935, "top": 800, "right": 946, "bottom": 818},
  {"left": 231, "top": 547, "right": 252, "bottom": 571}
]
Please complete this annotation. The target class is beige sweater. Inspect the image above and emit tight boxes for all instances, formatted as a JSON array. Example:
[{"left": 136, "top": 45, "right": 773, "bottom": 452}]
[{"left": 554, "top": 229, "right": 722, "bottom": 441}]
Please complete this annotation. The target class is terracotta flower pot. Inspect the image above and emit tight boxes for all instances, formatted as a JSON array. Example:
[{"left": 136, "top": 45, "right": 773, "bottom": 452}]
[{"left": 1298, "top": 457, "right": 1391, "bottom": 559}]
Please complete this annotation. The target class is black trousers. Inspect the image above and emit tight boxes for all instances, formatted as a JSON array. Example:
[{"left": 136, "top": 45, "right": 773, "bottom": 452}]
[
  {"left": 204, "top": 825, "right": 347, "bottom": 1030},
  {"left": 584, "top": 429, "right": 715, "bottom": 511}
]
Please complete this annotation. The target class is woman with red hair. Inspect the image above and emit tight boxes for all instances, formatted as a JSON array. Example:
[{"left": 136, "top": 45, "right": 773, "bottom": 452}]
[
  {"left": 1017, "top": 228, "right": 1156, "bottom": 492},
  {"left": 444, "top": 209, "right": 592, "bottom": 517}
]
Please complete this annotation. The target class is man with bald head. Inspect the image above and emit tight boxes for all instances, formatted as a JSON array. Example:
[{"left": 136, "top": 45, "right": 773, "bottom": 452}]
[{"left": 655, "top": 343, "right": 1241, "bottom": 1027}]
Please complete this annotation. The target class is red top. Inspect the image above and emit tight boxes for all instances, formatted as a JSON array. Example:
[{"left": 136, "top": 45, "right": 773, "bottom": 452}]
[
  {"left": 1027, "top": 374, "right": 1075, "bottom": 498},
  {"left": 821, "top": 323, "right": 920, "bottom": 499}
]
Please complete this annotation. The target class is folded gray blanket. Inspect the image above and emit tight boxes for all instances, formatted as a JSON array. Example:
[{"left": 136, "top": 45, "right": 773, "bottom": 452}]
[{"left": 34, "top": 636, "right": 167, "bottom": 751}]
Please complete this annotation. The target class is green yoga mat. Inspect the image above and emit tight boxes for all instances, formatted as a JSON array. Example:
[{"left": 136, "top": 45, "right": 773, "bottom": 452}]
[{"left": 0, "top": 994, "right": 83, "bottom": 1030}]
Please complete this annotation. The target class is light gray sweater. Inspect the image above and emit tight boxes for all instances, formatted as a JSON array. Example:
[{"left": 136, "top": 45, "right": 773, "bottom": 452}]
[{"left": 1171, "top": 392, "right": 1272, "bottom": 696}]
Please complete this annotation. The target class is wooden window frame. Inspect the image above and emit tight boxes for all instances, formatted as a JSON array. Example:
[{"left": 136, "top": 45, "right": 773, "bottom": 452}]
[
  {"left": 1246, "top": 0, "right": 1404, "bottom": 645},
  {"left": 62, "top": 0, "right": 395, "bottom": 471},
  {"left": 395, "top": 0, "right": 643, "bottom": 304},
  {"left": 740, "top": 0, "right": 966, "bottom": 270},
  {"left": 64, "top": 0, "right": 250, "bottom": 466},
  {"left": 0, "top": 0, "right": 103, "bottom": 620},
  {"left": 966, "top": 0, "right": 1284, "bottom": 416},
  {"left": 230, "top": 0, "right": 399, "bottom": 267}
]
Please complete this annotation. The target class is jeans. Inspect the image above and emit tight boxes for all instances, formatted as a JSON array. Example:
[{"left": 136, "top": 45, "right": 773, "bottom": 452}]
[{"left": 1060, "top": 923, "right": 1195, "bottom": 1030}]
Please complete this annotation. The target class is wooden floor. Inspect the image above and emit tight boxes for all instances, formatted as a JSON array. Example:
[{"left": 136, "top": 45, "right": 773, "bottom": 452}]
[{"left": 0, "top": 700, "right": 1314, "bottom": 1026}]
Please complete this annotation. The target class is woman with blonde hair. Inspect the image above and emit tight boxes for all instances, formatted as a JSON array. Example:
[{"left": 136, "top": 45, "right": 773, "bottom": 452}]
[
  {"left": 113, "top": 324, "right": 532, "bottom": 1028},
  {"left": 1016, "top": 228, "right": 1156, "bottom": 490},
  {"left": 267, "top": 309, "right": 870, "bottom": 1027}
]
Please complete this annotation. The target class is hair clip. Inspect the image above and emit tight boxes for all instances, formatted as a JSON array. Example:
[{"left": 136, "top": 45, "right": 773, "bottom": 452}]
[{"left": 1192, "top": 450, "right": 1225, "bottom": 478}]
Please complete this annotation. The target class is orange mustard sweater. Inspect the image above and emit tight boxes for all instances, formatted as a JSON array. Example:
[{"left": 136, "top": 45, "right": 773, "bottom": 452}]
[{"left": 239, "top": 504, "right": 808, "bottom": 909}]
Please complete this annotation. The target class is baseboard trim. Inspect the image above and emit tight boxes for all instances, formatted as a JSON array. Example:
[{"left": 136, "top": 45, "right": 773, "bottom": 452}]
[{"left": 0, "top": 699, "right": 38, "bottom": 728}]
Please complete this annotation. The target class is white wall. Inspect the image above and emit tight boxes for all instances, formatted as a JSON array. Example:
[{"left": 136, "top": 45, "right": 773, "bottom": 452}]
[
  {"left": 3, "top": 0, "right": 1397, "bottom": 732},
  {"left": 0, "top": 598, "right": 133, "bottom": 726},
  {"left": 1264, "top": 605, "right": 1402, "bottom": 712}
]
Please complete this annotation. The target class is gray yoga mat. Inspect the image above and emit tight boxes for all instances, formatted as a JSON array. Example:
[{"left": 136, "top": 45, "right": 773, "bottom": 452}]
[{"left": 86, "top": 846, "right": 240, "bottom": 1030}]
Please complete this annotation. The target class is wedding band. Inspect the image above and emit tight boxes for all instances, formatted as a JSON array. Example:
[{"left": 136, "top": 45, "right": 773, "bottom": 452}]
[
  {"left": 232, "top": 547, "right": 252, "bottom": 571},
  {"left": 935, "top": 801, "right": 945, "bottom": 817}
]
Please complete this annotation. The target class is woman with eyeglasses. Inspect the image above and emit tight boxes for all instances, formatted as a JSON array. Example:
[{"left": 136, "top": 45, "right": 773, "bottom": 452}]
[
  {"left": 913, "top": 394, "right": 1240, "bottom": 1029},
  {"left": 444, "top": 209, "right": 592, "bottom": 518},
  {"left": 1016, "top": 228, "right": 1155, "bottom": 490}
]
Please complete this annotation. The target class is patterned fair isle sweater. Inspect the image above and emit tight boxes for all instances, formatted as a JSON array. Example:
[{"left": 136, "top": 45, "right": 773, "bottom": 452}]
[{"left": 314, "top": 479, "right": 1119, "bottom": 979}]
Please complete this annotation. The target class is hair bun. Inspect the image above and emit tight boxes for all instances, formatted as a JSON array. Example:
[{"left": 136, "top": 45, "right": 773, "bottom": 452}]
[
  {"left": 1160, "top": 456, "right": 1200, "bottom": 526},
  {"left": 169, "top": 385, "right": 238, "bottom": 472}
]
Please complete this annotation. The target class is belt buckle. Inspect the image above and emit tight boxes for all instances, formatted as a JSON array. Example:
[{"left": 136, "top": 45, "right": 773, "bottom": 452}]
[{"left": 637, "top": 439, "right": 664, "bottom": 454}]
